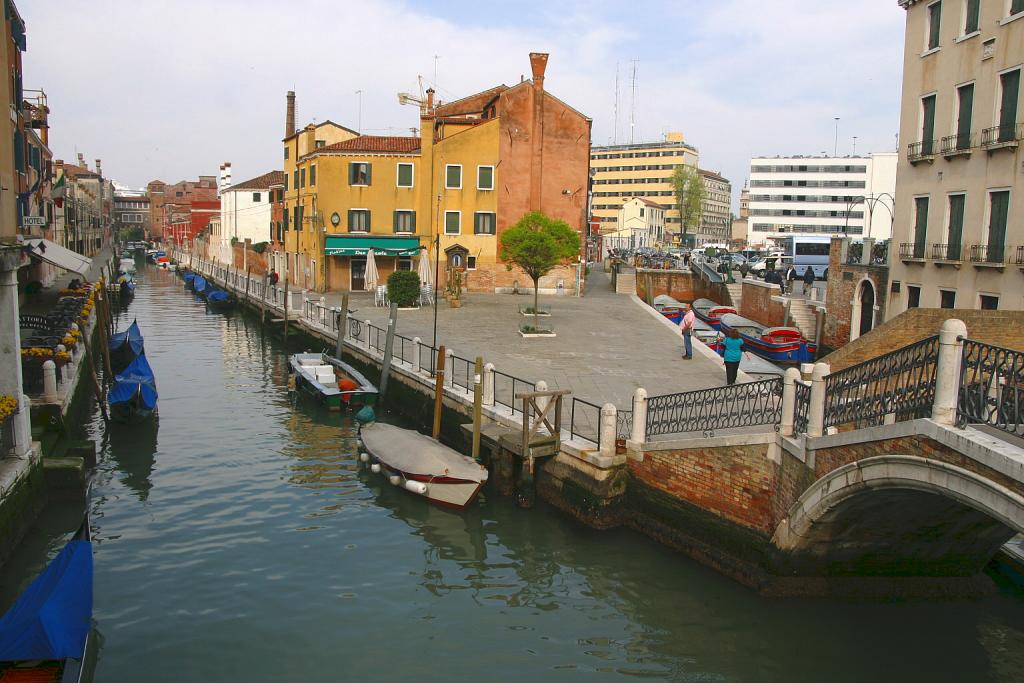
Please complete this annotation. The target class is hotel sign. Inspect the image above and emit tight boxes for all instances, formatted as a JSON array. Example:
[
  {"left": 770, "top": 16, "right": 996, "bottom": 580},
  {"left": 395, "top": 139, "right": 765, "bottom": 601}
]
[{"left": 21, "top": 216, "right": 46, "bottom": 227}]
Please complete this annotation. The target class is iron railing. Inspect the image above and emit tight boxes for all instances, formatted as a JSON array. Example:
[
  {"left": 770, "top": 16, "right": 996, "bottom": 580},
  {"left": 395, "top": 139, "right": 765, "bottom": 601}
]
[
  {"left": 492, "top": 369, "right": 535, "bottom": 416},
  {"left": 0, "top": 413, "right": 15, "bottom": 457},
  {"left": 793, "top": 380, "right": 811, "bottom": 434},
  {"left": 646, "top": 378, "right": 783, "bottom": 438},
  {"left": 845, "top": 242, "right": 863, "bottom": 265},
  {"left": 980, "top": 123, "right": 1022, "bottom": 147},
  {"left": 570, "top": 397, "right": 603, "bottom": 446},
  {"left": 931, "top": 243, "right": 962, "bottom": 261},
  {"left": 449, "top": 354, "right": 475, "bottom": 392},
  {"left": 940, "top": 132, "right": 974, "bottom": 155},
  {"left": 907, "top": 139, "right": 936, "bottom": 161},
  {"left": 969, "top": 244, "right": 1006, "bottom": 265},
  {"left": 957, "top": 339, "right": 1024, "bottom": 437},
  {"left": 824, "top": 335, "right": 939, "bottom": 430},
  {"left": 899, "top": 242, "right": 926, "bottom": 260},
  {"left": 617, "top": 408, "right": 633, "bottom": 441}
]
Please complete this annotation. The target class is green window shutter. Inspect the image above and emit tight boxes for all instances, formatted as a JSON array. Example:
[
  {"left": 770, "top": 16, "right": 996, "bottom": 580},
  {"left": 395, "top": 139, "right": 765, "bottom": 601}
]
[
  {"left": 284, "top": 174, "right": 289, "bottom": 191},
  {"left": 1013, "top": 0, "right": 1024, "bottom": 15},
  {"left": 348, "top": 209, "right": 356, "bottom": 231},
  {"left": 366, "top": 164, "right": 372, "bottom": 186},
  {"left": 410, "top": 212, "right": 416, "bottom": 232},
  {"left": 310, "top": 165, "right": 316, "bottom": 186},
  {"left": 349, "top": 163, "right": 356, "bottom": 185},
  {"left": 999, "top": 70, "right": 1020, "bottom": 141},
  {"left": 988, "top": 191, "right": 1009, "bottom": 260},
  {"left": 965, "top": 0, "right": 980, "bottom": 32},
  {"left": 478, "top": 166, "right": 493, "bottom": 189},
  {"left": 928, "top": 2, "right": 941, "bottom": 49},
  {"left": 397, "top": 164, "right": 413, "bottom": 187},
  {"left": 947, "top": 194, "right": 964, "bottom": 259},
  {"left": 283, "top": 207, "right": 289, "bottom": 230},
  {"left": 956, "top": 84, "right": 973, "bottom": 148},
  {"left": 921, "top": 95, "right": 936, "bottom": 154},
  {"left": 914, "top": 197, "right": 929, "bottom": 258},
  {"left": 393, "top": 210, "right": 400, "bottom": 233}
]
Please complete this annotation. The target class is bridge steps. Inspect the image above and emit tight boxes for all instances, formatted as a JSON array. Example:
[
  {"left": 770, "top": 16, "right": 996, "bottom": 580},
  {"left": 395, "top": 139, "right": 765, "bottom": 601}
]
[
  {"left": 786, "top": 298, "right": 818, "bottom": 337},
  {"left": 616, "top": 270, "right": 637, "bottom": 295}
]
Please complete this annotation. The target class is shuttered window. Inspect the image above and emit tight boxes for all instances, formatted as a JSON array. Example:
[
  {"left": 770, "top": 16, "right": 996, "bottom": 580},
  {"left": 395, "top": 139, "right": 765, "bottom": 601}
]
[
  {"left": 946, "top": 194, "right": 964, "bottom": 260},
  {"left": 349, "top": 162, "right": 371, "bottom": 186},
  {"left": 987, "top": 191, "right": 1009, "bottom": 262},
  {"left": 956, "top": 83, "right": 973, "bottom": 149},
  {"left": 445, "top": 165, "right": 462, "bottom": 189},
  {"left": 349, "top": 209, "right": 370, "bottom": 232},
  {"left": 397, "top": 163, "right": 414, "bottom": 188},
  {"left": 444, "top": 211, "right": 460, "bottom": 235},
  {"left": 964, "top": 0, "right": 980, "bottom": 33},
  {"left": 474, "top": 212, "right": 496, "bottom": 235},
  {"left": 927, "top": 1, "right": 941, "bottom": 50},
  {"left": 998, "top": 69, "right": 1020, "bottom": 143},
  {"left": 913, "top": 197, "right": 929, "bottom": 258},
  {"left": 921, "top": 95, "right": 936, "bottom": 154},
  {"left": 393, "top": 210, "right": 416, "bottom": 233}
]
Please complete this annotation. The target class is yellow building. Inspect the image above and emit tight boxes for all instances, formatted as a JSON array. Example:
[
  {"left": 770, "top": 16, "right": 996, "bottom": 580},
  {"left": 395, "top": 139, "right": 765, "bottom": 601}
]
[{"left": 283, "top": 53, "right": 591, "bottom": 294}]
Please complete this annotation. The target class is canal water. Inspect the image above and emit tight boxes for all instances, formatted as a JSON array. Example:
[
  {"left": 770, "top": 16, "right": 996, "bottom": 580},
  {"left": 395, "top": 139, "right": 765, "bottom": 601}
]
[{"left": 6, "top": 263, "right": 1024, "bottom": 682}]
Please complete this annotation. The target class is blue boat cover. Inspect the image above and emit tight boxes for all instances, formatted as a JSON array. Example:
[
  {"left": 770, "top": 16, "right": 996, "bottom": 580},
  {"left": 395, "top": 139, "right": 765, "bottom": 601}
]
[
  {"left": 108, "top": 354, "right": 158, "bottom": 410},
  {"left": 108, "top": 320, "right": 144, "bottom": 356},
  {"left": 193, "top": 276, "right": 207, "bottom": 292},
  {"left": 207, "top": 290, "right": 229, "bottom": 303},
  {"left": 0, "top": 539, "right": 92, "bottom": 661},
  {"left": 184, "top": 272, "right": 196, "bottom": 283}
]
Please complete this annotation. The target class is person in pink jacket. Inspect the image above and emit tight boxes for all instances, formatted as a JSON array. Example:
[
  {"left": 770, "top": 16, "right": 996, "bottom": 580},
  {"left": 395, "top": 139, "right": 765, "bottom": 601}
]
[{"left": 679, "top": 304, "right": 695, "bottom": 359}]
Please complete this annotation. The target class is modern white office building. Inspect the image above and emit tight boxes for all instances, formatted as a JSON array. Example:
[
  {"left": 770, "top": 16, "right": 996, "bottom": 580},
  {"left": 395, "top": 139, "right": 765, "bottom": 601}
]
[{"left": 746, "top": 153, "right": 897, "bottom": 245}]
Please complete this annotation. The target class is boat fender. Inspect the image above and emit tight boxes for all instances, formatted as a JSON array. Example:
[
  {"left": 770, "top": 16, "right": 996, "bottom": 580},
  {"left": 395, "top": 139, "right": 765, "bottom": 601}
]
[
  {"left": 404, "top": 480, "right": 428, "bottom": 496},
  {"left": 359, "top": 452, "right": 370, "bottom": 463},
  {"left": 355, "top": 406, "right": 376, "bottom": 424},
  {"left": 388, "top": 475, "right": 402, "bottom": 486},
  {"left": 371, "top": 463, "right": 381, "bottom": 474}
]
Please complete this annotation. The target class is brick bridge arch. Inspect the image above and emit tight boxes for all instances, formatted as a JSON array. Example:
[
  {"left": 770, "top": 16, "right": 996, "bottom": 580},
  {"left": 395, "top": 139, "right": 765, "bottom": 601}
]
[{"left": 772, "top": 455, "right": 1024, "bottom": 576}]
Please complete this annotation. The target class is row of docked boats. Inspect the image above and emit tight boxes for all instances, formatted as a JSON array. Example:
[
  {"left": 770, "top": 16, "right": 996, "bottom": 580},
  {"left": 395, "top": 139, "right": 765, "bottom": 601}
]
[
  {"left": 183, "top": 270, "right": 235, "bottom": 312},
  {"left": 651, "top": 295, "right": 817, "bottom": 364}
]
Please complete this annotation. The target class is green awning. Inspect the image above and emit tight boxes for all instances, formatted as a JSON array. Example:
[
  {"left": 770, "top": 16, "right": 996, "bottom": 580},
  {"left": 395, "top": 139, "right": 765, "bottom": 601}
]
[{"left": 324, "top": 235, "right": 421, "bottom": 257}]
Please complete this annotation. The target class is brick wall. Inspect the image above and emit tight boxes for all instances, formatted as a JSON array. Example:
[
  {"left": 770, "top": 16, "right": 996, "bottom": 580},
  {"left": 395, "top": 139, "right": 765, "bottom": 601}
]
[
  {"left": 824, "top": 308, "right": 1024, "bottom": 371},
  {"left": 822, "top": 237, "right": 889, "bottom": 351},
  {"left": 740, "top": 281, "right": 786, "bottom": 328},
  {"left": 633, "top": 270, "right": 731, "bottom": 306},
  {"left": 629, "top": 444, "right": 776, "bottom": 534},
  {"left": 230, "top": 242, "right": 269, "bottom": 275}
]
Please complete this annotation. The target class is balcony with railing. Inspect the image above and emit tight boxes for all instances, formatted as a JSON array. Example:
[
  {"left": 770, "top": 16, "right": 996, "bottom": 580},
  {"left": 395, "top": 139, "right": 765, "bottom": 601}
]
[
  {"left": 940, "top": 132, "right": 973, "bottom": 158},
  {"left": 969, "top": 244, "right": 1007, "bottom": 267},
  {"left": 930, "top": 243, "right": 963, "bottom": 263},
  {"left": 907, "top": 139, "right": 937, "bottom": 164},
  {"left": 899, "top": 242, "right": 926, "bottom": 262},
  {"left": 980, "top": 123, "right": 1022, "bottom": 150}
]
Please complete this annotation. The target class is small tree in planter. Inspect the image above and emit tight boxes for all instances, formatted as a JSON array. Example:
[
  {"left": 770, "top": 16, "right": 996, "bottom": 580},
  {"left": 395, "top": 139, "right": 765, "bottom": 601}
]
[
  {"left": 500, "top": 211, "right": 580, "bottom": 334},
  {"left": 387, "top": 270, "right": 421, "bottom": 308}
]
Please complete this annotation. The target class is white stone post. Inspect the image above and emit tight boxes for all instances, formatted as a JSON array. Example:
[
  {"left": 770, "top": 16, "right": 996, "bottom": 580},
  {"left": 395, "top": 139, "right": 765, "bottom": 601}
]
[
  {"left": 0, "top": 251, "right": 31, "bottom": 457},
  {"left": 599, "top": 403, "right": 617, "bottom": 458},
  {"left": 56, "top": 345, "right": 69, "bottom": 385},
  {"left": 534, "top": 380, "right": 549, "bottom": 421},
  {"left": 445, "top": 349, "right": 455, "bottom": 388},
  {"left": 807, "top": 362, "right": 830, "bottom": 438},
  {"left": 631, "top": 387, "right": 648, "bottom": 443},
  {"left": 932, "top": 318, "right": 968, "bottom": 426},
  {"left": 483, "top": 362, "right": 495, "bottom": 406},
  {"left": 412, "top": 337, "right": 422, "bottom": 373},
  {"left": 42, "top": 360, "right": 58, "bottom": 402},
  {"left": 781, "top": 367, "right": 800, "bottom": 436},
  {"left": 861, "top": 238, "right": 876, "bottom": 266}
]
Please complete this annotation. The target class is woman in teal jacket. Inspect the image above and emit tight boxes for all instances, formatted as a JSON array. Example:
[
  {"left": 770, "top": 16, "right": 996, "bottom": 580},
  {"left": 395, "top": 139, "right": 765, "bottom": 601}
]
[{"left": 721, "top": 328, "right": 745, "bottom": 385}]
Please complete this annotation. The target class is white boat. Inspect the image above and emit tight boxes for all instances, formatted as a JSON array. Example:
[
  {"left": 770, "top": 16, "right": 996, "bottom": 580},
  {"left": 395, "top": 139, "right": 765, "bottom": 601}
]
[
  {"left": 359, "top": 422, "right": 488, "bottom": 509},
  {"left": 118, "top": 257, "right": 137, "bottom": 274}
]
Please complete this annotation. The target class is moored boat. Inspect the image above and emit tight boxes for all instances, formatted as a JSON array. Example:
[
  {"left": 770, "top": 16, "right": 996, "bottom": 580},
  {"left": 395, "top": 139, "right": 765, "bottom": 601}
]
[
  {"left": 183, "top": 271, "right": 196, "bottom": 290},
  {"left": 718, "top": 312, "right": 816, "bottom": 364},
  {"left": 691, "top": 298, "right": 737, "bottom": 329},
  {"left": 107, "top": 354, "right": 158, "bottom": 423},
  {"left": 205, "top": 289, "right": 234, "bottom": 312},
  {"left": 289, "top": 352, "right": 378, "bottom": 410},
  {"left": 358, "top": 420, "right": 489, "bottom": 508},
  {"left": 192, "top": 276, "right": 208, "bottom": 298},
  {"left": 0, "top": 519, "right": 95, "bottom": 683},
  {"left": 118, "top": 257, "right": 136, "bottom": 274},
  {"left": 652, "top": 295, "right": 686, "bottom": 324},
  {"left": 108, "top": 320, "right": 144, "bottom": 375}
]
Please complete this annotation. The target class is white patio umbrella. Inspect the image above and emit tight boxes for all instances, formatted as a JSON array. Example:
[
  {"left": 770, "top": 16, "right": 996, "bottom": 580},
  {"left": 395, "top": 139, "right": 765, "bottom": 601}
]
[
  {"left": 364, "top": 250, "right": 379, "bottom": 292},
  {"left": 417, "top": 248, "right": 434, "bottom": 288}
]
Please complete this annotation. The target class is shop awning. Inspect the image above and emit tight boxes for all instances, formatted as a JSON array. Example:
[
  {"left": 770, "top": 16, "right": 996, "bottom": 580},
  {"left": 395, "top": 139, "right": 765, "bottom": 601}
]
[
  {"left": 324, "top": 235, "right": 421, "bottom": 257},
  {"left": 23, "top": 239, "right": 92, "bottom": 276}
]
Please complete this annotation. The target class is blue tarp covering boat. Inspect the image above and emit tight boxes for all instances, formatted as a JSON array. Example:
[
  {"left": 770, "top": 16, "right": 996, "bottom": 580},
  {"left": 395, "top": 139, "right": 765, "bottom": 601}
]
[
  {"left": 108, "top": 321, "right": 145, "bottom": 375},
  {"left": 184, "top": 272, "right": 196, "bottom": 289},
  {"left": 0, "top": 539, "right": 92, "bottom": 661},
  {"left": 193, "top": 276, "right": 208, "bottom": 297},
  {"left": 207, "top": 290, "right": 229, "bottom": 303},
  {"left": 206, "top": 289, "right": 234, "bottom": 312},
  {"left": 108, "top": 354, "right": 158, "bottom": 422}
]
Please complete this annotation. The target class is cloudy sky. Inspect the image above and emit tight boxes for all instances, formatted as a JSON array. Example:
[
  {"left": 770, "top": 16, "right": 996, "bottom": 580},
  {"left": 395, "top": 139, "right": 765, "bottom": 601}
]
[{"left": 21, "top": 0, "right": 906, "bottom": 210}]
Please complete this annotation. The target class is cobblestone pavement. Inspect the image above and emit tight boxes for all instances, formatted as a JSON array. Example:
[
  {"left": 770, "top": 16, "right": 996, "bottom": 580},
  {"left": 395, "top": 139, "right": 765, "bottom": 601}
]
[{"left": 317, "top": 267, "right": 732, "bottom": 411}]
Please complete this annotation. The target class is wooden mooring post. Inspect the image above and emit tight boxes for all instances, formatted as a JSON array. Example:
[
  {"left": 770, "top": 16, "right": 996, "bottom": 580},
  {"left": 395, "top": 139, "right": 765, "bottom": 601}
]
[
  {"left": 432, "top": 345, "right": 446, "bottom": 440},
  {"left": 513, "top": 388, "right": 570, "bottom": 508}
]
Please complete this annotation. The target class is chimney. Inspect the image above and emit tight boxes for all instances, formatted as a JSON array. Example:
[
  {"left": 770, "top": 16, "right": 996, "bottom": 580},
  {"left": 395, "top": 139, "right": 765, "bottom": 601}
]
[
  {"left": 286, "top": 91, "right": 296, "bottom": 138},
  {"left": 425, "top": 88, "right": 435, "bottom": 112},
  {"left": 95, "top": 159, "right": 102, "bottom": 177},
  {"left": 224, "top": 162, "right": 232, "bottom": 189},
  {"left": 529, "top": 52, "right": 549, "bottom": 90},
  {"left": 77, "top": 152, "right": 85, "bottom": 168}
]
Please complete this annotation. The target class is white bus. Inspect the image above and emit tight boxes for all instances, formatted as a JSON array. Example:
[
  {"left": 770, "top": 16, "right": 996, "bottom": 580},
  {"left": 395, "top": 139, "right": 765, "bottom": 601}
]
[{"left": 776, "top": 236, "right": 832, "bottom": 279}]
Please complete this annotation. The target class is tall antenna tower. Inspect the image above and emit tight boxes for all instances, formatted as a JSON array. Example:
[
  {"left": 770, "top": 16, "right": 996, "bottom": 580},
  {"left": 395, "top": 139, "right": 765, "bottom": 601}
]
[
  {"left": 612, "top": 62, "right": 620, "bottom": 145},
  {"left": 629, "top": 59, "right": 638, "bottom": 144}
]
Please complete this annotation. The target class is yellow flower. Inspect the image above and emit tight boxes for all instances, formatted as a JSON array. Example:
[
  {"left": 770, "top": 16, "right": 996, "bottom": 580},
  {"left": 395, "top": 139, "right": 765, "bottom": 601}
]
[{"left": 0, "top": 394, "right": 17, "bottom": 421}]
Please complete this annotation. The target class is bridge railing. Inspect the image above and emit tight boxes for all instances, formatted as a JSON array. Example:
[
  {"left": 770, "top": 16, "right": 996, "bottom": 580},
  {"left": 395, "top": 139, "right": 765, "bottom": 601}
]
[
  {"left": 958, "top": 338, "right": 1024, "bottom": 437},
  {"left": 823, "top": 335, "right": 939, "bottom": 430},
  {"left": 645, "top": 378, "right": 783, "bottom": 439}
]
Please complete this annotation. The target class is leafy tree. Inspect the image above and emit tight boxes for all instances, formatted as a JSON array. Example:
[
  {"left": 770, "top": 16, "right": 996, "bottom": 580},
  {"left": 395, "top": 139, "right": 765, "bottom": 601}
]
[
  {"left": 387, "top": 270, "right": 421, "bottom": 307},
  {"left": 670, "top": 165, "right": 706, "bottom": 247},
  {"left": 500, "top": 211, "right": 580, "bottom": 331}
]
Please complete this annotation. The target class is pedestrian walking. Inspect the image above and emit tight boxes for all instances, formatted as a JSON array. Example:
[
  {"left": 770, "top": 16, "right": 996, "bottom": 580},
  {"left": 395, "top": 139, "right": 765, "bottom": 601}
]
[
  {"left": 802, "top": 266, "right": 815, "bottom": 295},
  {"left": 721, "top": 328, "right": 744, "bottom": 385},
  {"left": 786, "top": 264, "right": 797, "bottom": 286},
  {"left": 269, "top": 269, "right": 279, "bottom": 286},
  {"left": 739, "top": 262, "right": 749, "bottom": 279},
  {"left": 679, "top": 303, "right": 696, "bottom": 359}
]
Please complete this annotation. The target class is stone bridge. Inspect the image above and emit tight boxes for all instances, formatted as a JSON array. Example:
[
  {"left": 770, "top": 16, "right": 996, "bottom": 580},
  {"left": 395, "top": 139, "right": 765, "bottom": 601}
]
[{"left": 611, "top": 319, "right": 1024, "bottom": 594}]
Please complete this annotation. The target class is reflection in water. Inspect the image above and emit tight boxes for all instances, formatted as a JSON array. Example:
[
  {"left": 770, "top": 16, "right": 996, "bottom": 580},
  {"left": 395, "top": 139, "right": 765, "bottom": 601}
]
[
  {"left": 105, "top": 418, "right": 158, "bottom": 501},
  {"left": 44, "top": 263, "right": 1024, "bottom": 683}
]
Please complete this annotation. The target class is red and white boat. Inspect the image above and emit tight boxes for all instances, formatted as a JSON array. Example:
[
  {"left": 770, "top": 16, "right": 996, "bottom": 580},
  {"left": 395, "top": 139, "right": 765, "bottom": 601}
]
[
  {"left": 691, "top": 298, "right": 736, "bottom": 329},
  {"left": 359, "top": 422, "right": 488, "bottom": 509}
]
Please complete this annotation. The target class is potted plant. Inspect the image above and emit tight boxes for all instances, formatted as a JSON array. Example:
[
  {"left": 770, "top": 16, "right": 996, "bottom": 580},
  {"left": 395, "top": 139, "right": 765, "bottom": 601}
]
[{"left": 445, "top": 266, "right": 464, "bottom": 308}]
